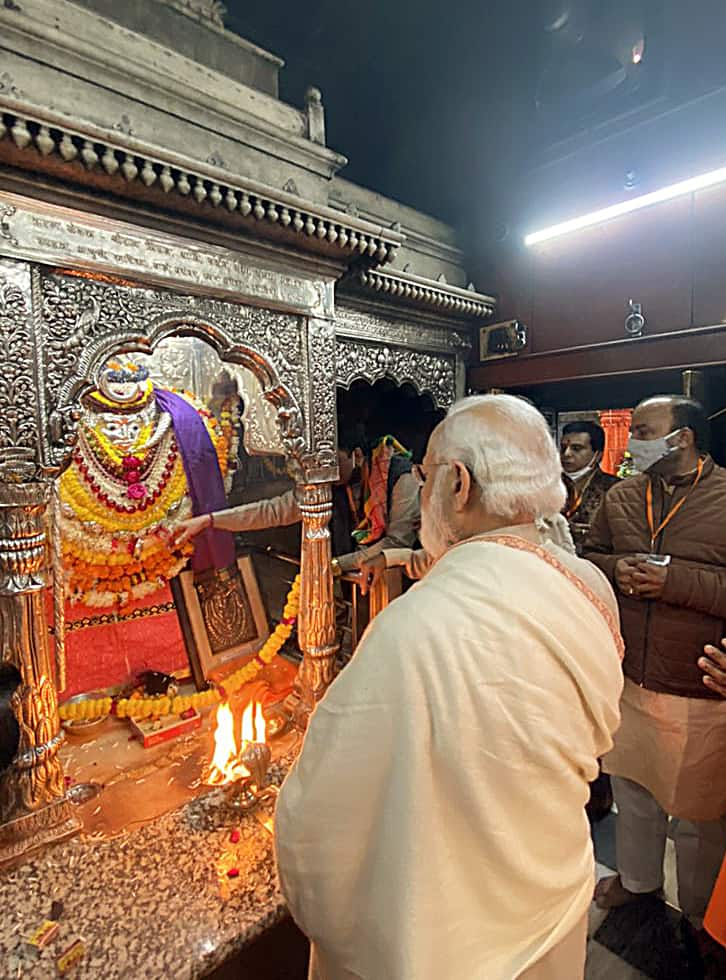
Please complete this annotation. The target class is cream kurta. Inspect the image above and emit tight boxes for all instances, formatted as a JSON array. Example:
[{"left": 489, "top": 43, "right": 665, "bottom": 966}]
[
  {"left": 603, "top": 677, "right": 726, "bottom": 821},
  {"left": 275, "top": 528, "right": 623, "bottom": 980}
]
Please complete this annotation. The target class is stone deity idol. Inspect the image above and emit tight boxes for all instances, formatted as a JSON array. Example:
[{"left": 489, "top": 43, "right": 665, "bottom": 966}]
[{"left": 55, "top": 360, "right": 237, "bottom": 695}]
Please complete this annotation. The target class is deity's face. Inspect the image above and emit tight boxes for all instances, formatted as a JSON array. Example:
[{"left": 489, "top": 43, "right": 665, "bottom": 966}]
[{"left": 99, "top": 411, "right": 146, "bottom": 453}]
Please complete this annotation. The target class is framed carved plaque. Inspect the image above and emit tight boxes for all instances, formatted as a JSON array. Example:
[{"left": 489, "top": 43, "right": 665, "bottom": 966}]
[{"left": 171, "top": 557, "right": 270, "bottom": 690}]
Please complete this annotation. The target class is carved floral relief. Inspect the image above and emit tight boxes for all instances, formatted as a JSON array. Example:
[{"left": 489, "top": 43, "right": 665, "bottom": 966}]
[{"left": 336, "top": 336, "right": 457, "bottom": 411}]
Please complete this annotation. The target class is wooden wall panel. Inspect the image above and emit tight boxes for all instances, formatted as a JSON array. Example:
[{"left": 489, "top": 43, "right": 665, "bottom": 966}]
[
  {"left": 528, "top": 196, "right": 693, "bottom": 352},
  {"left": 485, "top": 241, "right": 534, "bottom": 326},
  {"left": 692, "top": 183, "right": 726, "bottom": 328},
  {"left": 469, "top": 323, "right": 726, "bottom": 390}
]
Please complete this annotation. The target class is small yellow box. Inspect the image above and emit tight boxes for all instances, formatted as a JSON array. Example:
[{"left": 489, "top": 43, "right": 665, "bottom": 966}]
[
  {"left": 57, "top": 939, "right": 85, "bottom": 974},
  {"left": 27, "top": 919, "right": 59, "bottom": 949}
]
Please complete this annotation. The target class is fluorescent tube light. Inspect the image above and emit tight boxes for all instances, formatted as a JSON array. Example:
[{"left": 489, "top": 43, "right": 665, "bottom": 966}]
[{"left": 525, "top": 163, "right": 726, "bottom": 246}]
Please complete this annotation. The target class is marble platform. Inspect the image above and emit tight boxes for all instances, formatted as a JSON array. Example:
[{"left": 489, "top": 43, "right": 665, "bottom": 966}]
[{"left": 0, "top": 752, "right": 297, "bottom": 979}]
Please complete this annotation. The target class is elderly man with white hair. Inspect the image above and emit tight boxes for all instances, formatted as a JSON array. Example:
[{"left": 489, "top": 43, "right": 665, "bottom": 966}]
[{"left": 275, "top": 395, "right": 624, "bottom": 980}]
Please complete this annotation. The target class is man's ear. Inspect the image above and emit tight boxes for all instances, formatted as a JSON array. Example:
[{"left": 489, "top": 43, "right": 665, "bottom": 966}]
[
  {"left": 675, "top": 428, "right": 695, "bottom": 450},
  {"left": 452, "top": 460, "right": 473, "bottom": 512}
]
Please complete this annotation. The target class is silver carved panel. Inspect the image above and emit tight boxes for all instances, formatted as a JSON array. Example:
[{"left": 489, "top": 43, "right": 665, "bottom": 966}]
[
  {"left": 137, "top": 336, "right": 211, "bottom": 394},
  {"left": 306, "top": 319, "right": 337, "bottom": 472},
  {"left": 336, "top": 336, "right": 457, "bottom": 411},
  {"left": 136, "top": 337, "right": 284, "bottom": 455},
  {"left": 0, "top": 258, "right": 41, "bottom": 483},
  {"left": 0, "top": 191, "right": 331, "bottom": 318},
  {"left": 36, "top": 270, "right": 320, "bottom": 476},
  {"left": 230, "top": 365, "right": 285, "bottom": 456},
  {"left": 335, "top": 303, "right": 472, "bottom": 355}
]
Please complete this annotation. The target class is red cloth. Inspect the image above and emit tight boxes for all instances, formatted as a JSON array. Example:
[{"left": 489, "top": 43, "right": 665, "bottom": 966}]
[
  {"left": 353, "top": 436, "right": 411, "bottom": 546},
  {"left": 599, "top": 409, "right": 632, "bottom": 476},
  {"left": 705, "top": 856, "right": 726, "bottom": 947},
  {"left": 47, "top": 586, "right": 188, "bottom": 699}
]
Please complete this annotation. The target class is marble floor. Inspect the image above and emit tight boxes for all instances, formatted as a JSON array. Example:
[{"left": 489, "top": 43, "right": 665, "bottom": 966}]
[{"left": 585, "top": 813, "right": 726, "bottom": 979}]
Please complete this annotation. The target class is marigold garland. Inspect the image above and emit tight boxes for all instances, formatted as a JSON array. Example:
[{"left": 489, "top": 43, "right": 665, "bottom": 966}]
[
  {"left": 60, "top": 388, "right": 237, "bottom": 609},
  {"left": 59, "top": 575, "right": 301, "bottom": 722}
]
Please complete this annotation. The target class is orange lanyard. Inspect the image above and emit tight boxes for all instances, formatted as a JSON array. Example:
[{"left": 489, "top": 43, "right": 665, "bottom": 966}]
[
  {"left": 646, "top": 457, "right": 704, "bottom": 550},
  {"left": 565, "top": 470, "right": 597, "bottom": 520}
]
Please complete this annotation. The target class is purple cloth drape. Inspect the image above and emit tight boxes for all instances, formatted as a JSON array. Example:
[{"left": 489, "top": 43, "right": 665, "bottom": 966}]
[{"left": 154, "top": 388, "right": 236, "bottom": 572}]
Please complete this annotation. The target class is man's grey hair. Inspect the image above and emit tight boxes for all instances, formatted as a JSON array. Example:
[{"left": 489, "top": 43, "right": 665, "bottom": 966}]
[{"left": 442, "top": 394, "right": 566, "bottom": 521}]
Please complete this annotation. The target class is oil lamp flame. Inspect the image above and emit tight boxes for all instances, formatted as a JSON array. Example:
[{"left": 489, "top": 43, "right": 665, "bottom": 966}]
[
  {"left": 207, "top": 702, "right": 250, "bottom": 786},
  {"left": 241, "top": 699, "right": 266, "bottom": 745},
  {"left": 205, "top": 700, "right": 267, "bottom": 787}
]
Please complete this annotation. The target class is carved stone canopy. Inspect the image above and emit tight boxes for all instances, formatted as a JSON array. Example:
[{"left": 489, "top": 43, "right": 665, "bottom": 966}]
[
  {"left": 0, "top": 114, "right": 402, "bottom": 269},
  {"left": 159, "top": 0, "right": 227, "bottom": 29}
]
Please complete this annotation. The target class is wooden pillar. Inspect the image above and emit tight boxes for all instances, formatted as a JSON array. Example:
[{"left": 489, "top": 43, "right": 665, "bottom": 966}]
[
  {"left": 0, "top": 482, "right": 79, "bottom": 869},
  {"left": 292, "top": 482, "right": 338, "bottom": 728}
]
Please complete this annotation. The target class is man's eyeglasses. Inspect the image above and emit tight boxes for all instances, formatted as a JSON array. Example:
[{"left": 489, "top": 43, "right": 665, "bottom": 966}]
[{"left": 412, "top": 462, "right": 448, "bottom": 486}]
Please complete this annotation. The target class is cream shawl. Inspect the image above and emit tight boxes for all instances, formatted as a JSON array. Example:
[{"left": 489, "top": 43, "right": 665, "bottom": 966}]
[{"left": 275, "top": 531, "right": 623, "bottom": 980}]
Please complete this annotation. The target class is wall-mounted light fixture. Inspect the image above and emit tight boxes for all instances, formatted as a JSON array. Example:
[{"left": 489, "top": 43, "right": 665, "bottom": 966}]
[
  {"left": 624, "top": 299, "right": 645, "bottom": 337},
  {"left": 525, "top": 162, "right": 726, "bottom": 246},
  {"left": 479, "top": 320, "right": 528, "bottom": 362}
]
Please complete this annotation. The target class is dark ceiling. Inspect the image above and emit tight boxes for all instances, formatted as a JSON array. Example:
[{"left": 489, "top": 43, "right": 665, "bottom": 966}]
[
  {"left": 229, "top": 1, "right": 726, "bottom": 249},
  {"left": 229, "top": 0, "right": 540, "bottom": 224}
]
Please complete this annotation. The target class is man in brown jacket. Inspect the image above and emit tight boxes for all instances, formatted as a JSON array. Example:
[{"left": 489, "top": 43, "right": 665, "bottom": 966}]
[{"left": 585, "top": 395, "right": 726, "bottom": 927}]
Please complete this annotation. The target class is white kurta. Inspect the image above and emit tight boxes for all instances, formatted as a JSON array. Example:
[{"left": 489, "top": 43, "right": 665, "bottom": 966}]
[{"left": 275, "top": 528, "right": 623, "bottom": 980}]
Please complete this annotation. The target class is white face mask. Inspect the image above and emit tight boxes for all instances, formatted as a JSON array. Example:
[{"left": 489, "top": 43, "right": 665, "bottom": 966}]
[
  {"left": 566, "top": 454, "right": 598, "bottom": 482},
  {"left": 627, "top": 428, "right": 683, "bottom": 474}
]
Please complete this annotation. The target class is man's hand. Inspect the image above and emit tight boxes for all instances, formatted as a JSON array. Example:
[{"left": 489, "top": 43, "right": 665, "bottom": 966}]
[
  {"left": 357, "top": 553, "right": 386, "bottom": 597},
  {"left": 171, "top": 514, "right": 209, "bottom": 546},
  {"left": 631, "top": 561, "right": 668, "bottom": 600},
  {"left": 614, "top": 557, "right": 641, "bottom": 596},
  {"left": 700, "top": 640, "right": 726, "bottom": 697}
]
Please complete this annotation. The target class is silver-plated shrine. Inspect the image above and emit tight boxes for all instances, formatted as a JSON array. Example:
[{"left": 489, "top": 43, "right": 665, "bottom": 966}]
[{"left": 0, "top": 0, "right": 495, "bottom": 867}]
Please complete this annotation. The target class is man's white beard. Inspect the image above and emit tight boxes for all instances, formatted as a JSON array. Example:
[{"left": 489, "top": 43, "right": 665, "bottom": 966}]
[{"left": 420, "top": 482, "right": 457, "bottom": 561}]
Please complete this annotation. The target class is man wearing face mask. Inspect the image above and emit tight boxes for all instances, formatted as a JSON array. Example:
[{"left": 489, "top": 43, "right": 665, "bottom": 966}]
[
  {"left": 585, "top": 396, "right": 726, "bottom": 936},
  {"left": 560, "top": 421, "right": 618, "bottom": 556}
]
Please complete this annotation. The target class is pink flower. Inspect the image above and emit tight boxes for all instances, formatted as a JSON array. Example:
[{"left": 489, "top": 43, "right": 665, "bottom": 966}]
[
  {"left": 123, "top": 456, "right": 142, "bottom": 469},
  {"left": 124, "top": 470, "right": 140, "bottom": 484},
  {"left": 127, "top": 483, "right": 147, "bottom": 501}
]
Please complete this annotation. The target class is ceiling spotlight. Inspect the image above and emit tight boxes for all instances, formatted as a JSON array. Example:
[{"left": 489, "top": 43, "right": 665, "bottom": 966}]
[{"left": 632, "top": 38, "right": 645, "bottom": 64}]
